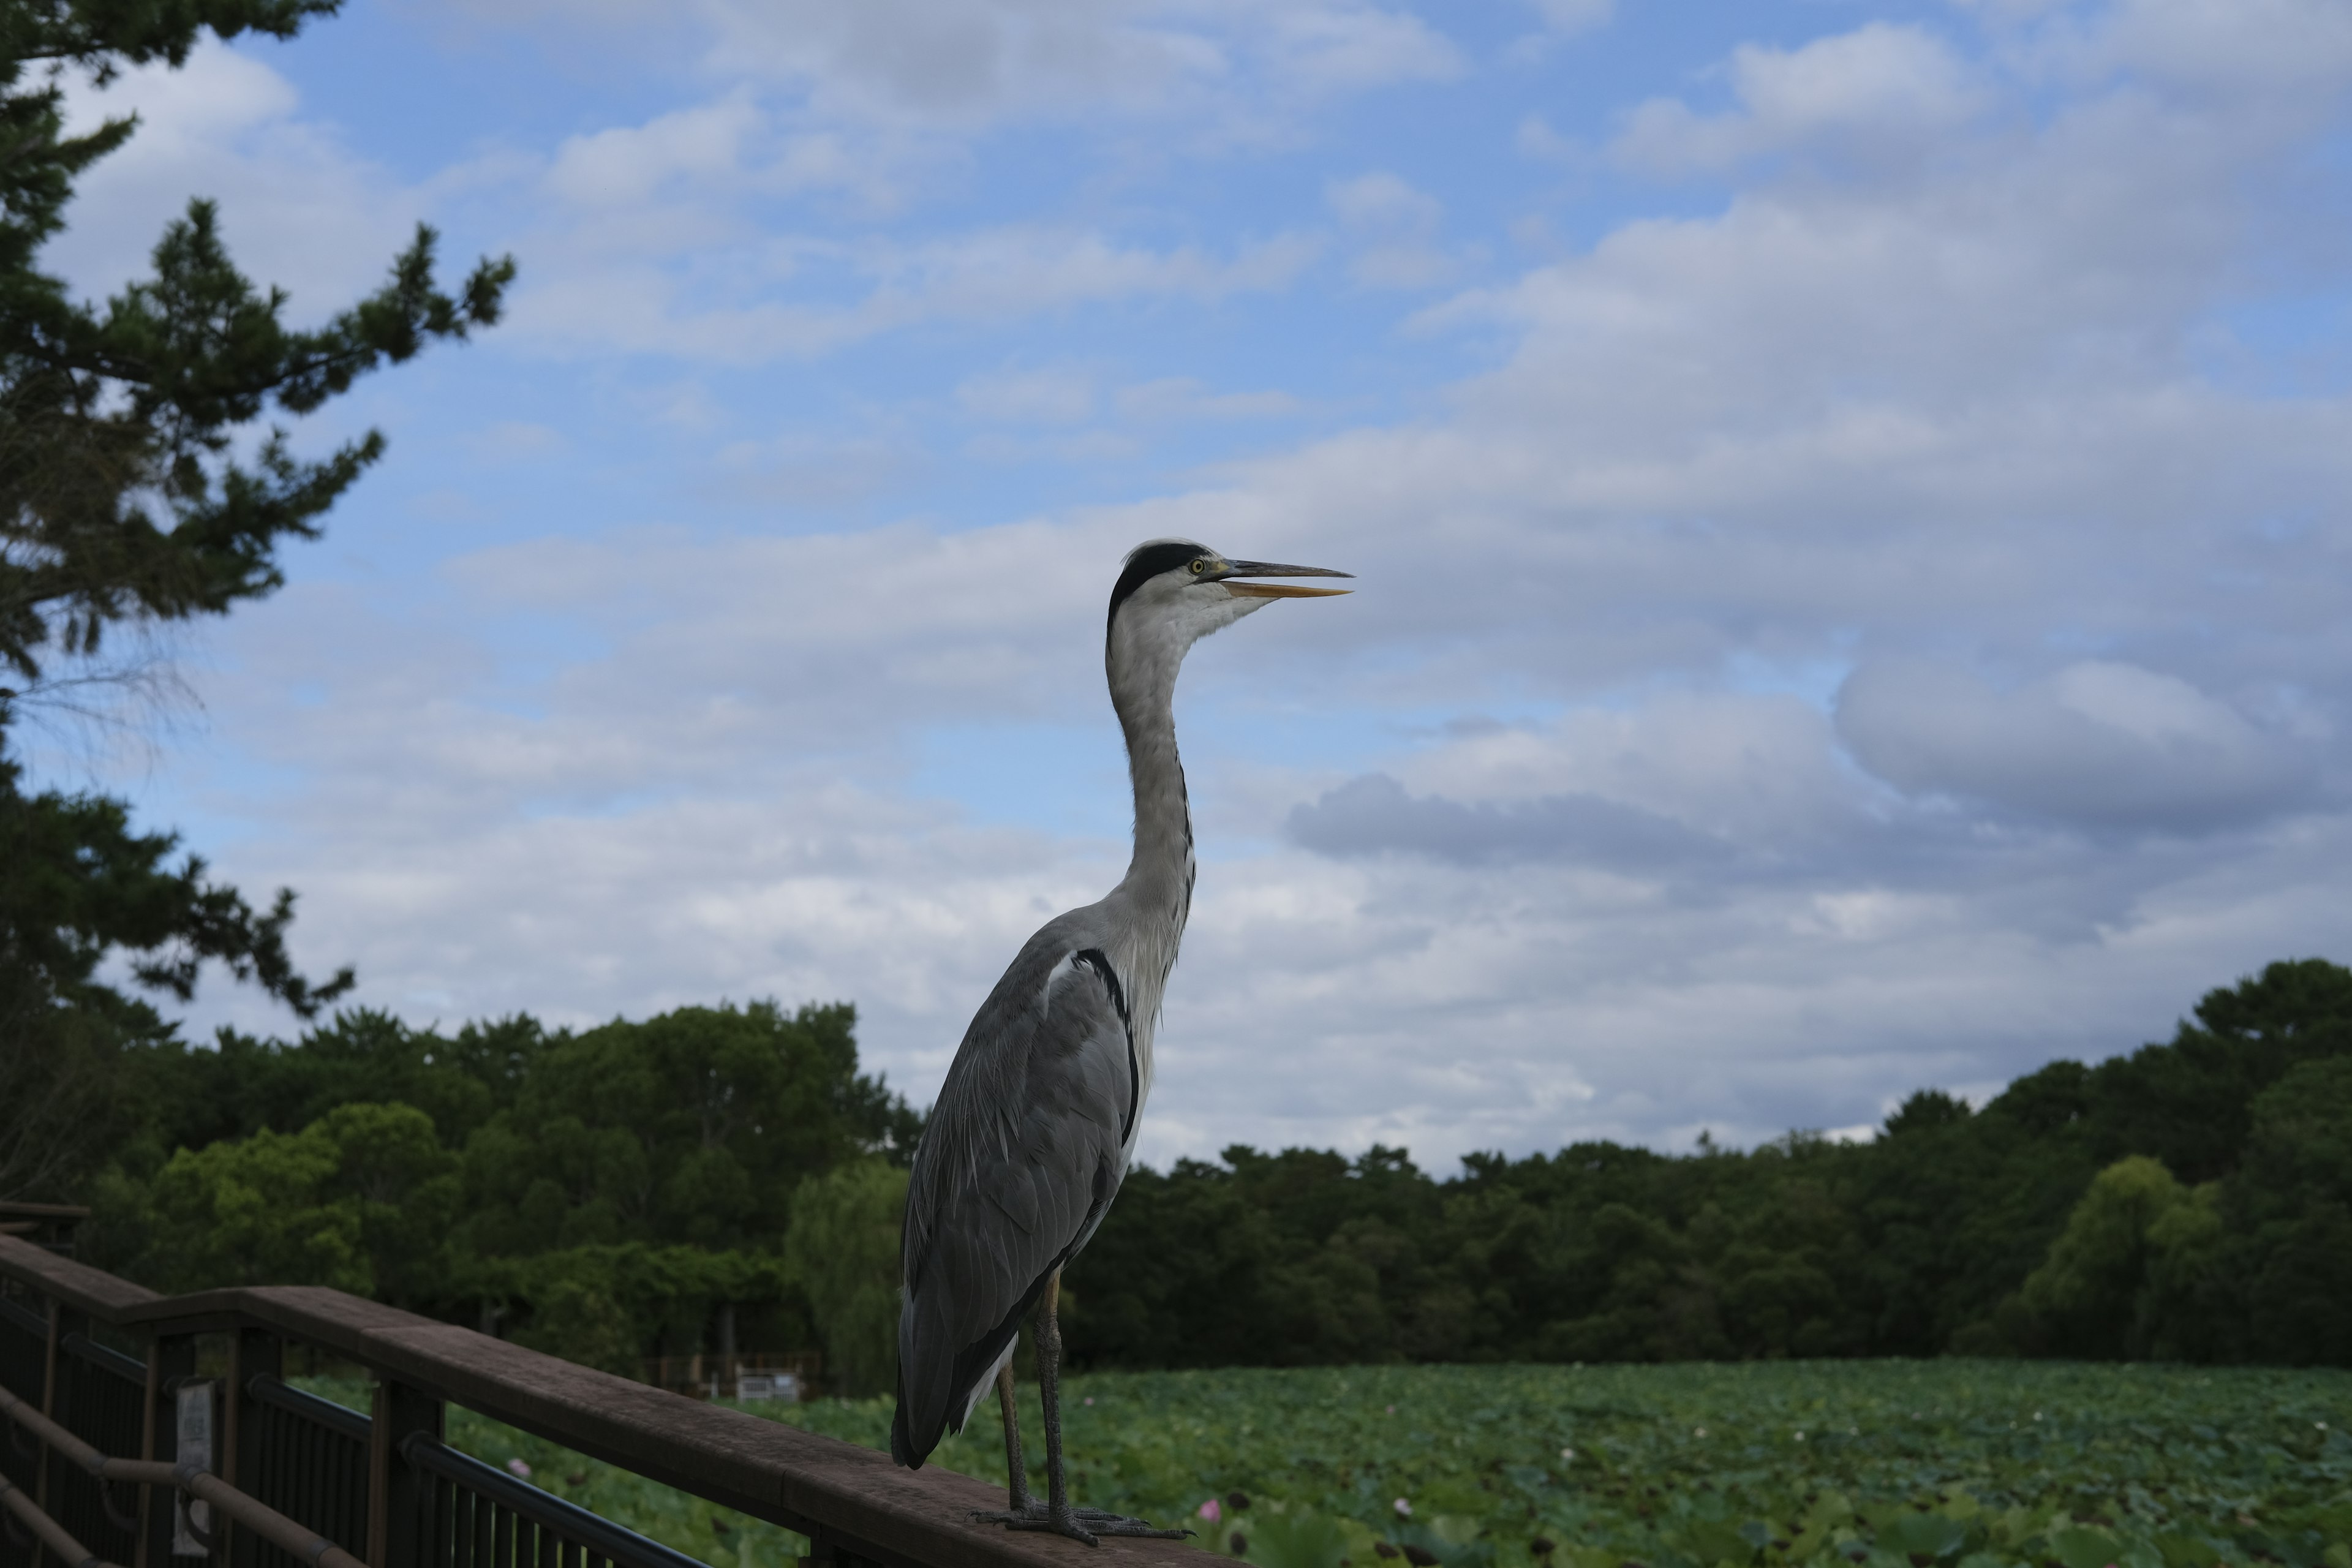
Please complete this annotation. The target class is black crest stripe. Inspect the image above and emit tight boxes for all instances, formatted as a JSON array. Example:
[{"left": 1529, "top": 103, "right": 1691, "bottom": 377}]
[{"left": 1106, "top": 540, "right": 1210, "bottom": 647}]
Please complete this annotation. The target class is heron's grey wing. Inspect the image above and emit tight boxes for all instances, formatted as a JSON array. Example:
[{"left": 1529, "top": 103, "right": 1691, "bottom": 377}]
[{"left": 891, "top": 940, "right": 1135, "bottom": 1469}]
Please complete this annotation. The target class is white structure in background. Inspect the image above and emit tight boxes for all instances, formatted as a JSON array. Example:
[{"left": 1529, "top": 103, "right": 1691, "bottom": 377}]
[
  {"left": 733, "top": 1372, "right": 799, "bottom": 1402},
  {"left": 173, "top": 1381, "right": 214, "bottom": 1555}
]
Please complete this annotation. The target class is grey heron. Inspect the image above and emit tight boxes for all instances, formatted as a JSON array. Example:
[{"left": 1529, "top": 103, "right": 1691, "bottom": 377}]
[{"left": 890, "top": 538, "right": 1351, "bottom": 1545}]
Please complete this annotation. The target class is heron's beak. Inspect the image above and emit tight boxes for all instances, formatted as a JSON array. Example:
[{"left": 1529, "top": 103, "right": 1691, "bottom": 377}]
[{"left": 1216, "top": 560, "right": 1353, "bottom": 599}]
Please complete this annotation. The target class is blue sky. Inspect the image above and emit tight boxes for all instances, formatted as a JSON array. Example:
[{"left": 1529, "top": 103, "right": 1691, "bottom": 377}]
[{"left": 31, "top": 0, "right": 2352, "bottom": 1170}]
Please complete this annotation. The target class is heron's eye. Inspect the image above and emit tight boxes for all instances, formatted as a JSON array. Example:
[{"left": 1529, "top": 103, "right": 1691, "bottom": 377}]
[{"left": 1189, "top": 558, "right": 1207, "bottom": 574}]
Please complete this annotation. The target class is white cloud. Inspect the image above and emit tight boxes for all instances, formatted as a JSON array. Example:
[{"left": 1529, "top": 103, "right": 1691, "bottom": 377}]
[
  {"left": 1327, "top": 170, "right": 1441, "bottom": 231},
  {"left": 1515, "top": 114, "right": 1578, "bottom": 164},
  {"left": 690, "top": 0, "right": 1460, "bottom": 127},
  {"left": 546, "top": 92, "right": 766, "bottom": 208},
  {"left": 1327, "top": 170, "right": 1460, "bottom": 288},
  {"left": 1116, "top": 379, "right": 1303, "bottom": 421},
  {"left": 507, "top": 226, "right": 1322, "bottom": 362},
  {"left": 540, "top": 91, "right": 912, "bottom": 219},
  {"left": 1257, "top": 4, "right": 1464, "bottom": 94},
  {"left": 957, "top": 364, "right": 1098, "bottom": 424},
  {"left": 50, "top": 42, "right": 421, "bottom": 312},
  {"left": 463, "top": 421, "right": 570, "bottom": 465},
  {"left": 1836, "top": 660, "right": 2318, "bottom": 833},
  {"left": 2026, "top": 0, "right": 2352, "bottom": 102},
  {"left": 1523, "top": 0, "right": 1611, "bottom": 38},
  {"left": 1615, "top": 24, "right": 1989, "bottom": 176}
]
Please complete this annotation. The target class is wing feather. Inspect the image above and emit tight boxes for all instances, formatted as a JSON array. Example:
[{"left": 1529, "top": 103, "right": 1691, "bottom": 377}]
[{"left": 891, "top": 927, "right": 1135, "bottom": 1469}]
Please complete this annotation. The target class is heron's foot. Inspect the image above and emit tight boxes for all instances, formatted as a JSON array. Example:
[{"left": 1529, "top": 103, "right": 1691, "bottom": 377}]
[{"left": 973, "top": 1503, "right": 1190, "bottom": 1544}]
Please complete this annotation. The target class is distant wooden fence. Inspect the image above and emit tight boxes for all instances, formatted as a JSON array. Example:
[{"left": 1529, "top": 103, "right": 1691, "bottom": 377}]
[
  {"left": 0, "top": 1205, "right": 84, "bottom": 1257},
  {"left": 0, "top": 1234, "right": 1192, "bottom": 1568},
  {"left": 638, "top": 1353, "right": 823, "bottom": 1403}
]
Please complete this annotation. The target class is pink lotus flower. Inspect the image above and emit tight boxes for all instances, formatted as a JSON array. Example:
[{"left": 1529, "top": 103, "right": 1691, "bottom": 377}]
[
  {"left": 1199, "top": 1499, "right": 1222, "bottom": 1525},
  {"left": 506, "top": 1458, "right": 532, "bottom": 1479}
]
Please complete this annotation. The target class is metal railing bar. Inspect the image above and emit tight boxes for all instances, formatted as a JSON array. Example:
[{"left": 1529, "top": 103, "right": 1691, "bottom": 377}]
[
  {"left": 0, "top": 1375, "right": 145, "bottom": 1529},
  {"left": 61, "top": 1333, "right": 147, "bottom": 1385},
  {"left": 467, "top": 1486, "right": 489, "bottom": 1568},
  {"left": 0, "top": 1374, "right": 363, "bottom": 1568},
  {"left": 302, "top": 1409, "right": 323, "bottom": 1543},
  {"left": 0, "top": 1468, "right": 123, "bottom": 1568},
  {"left": 0, "top": 1294, "right": 43, "bottom": 1339},
  {"left": 157, "top": 1462, "right": 361, "bottom": 1568},
  {"left": 399, "top": 1435, "right": 712, "bottom": 1568},
  {"left": 431, "top": 1474, "right": 453, "bottom": 1568}
]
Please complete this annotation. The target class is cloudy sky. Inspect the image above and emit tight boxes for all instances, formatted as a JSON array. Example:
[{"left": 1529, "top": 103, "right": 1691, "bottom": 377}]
[{"left": 37, "top": 0, "right": 2352, "bottom": 1170}]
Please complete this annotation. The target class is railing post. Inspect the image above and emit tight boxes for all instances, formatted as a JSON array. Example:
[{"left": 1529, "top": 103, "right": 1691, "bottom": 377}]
[
  {"left": 226, "top": 1330, "right": 281, "bottom": 1568},
  {"left": 366, "top": 1381, "right": 440, "bottom": 1568},
  {"left": 36, "top": 1295, "right": 86, "bottom": 1568},
  {"left": 804, "top": 1526, "right": 888, "bottom": 1568},
  {"left": 144, "top": 1333, "right": 196, "bottom": 1568}
]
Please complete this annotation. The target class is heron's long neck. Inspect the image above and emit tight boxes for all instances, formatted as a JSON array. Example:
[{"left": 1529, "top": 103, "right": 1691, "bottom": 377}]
[{"left": 1107, "top": 632, "right": 1194, "bottom": 1005}]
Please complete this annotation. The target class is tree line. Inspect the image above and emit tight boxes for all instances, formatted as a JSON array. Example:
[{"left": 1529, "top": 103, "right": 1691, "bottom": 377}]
[
  {"left": 27, "top": 957, "right": 2350, "bottom": 1389},
  {"left": 67, "top": 1001, "right": 922, "bottom": 1393},
  {"left": 1066, "top": 957, "right": 2351, "bottom": 1371}
]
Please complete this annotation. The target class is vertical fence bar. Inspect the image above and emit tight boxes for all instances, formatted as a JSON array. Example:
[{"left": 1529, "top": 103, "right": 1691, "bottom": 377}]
[
  {"left": 33, "top": 1297, "right": 57, "bottom": 1568},
  {"left": 369, "top": 1382, "right": 442, "bottom": 1568},
  {"left": 145, "top": 1334, "right": 195, "bottom": 1568},
  {"left": 229, "top": 1330, "right": 282, "bottom": 1568}
]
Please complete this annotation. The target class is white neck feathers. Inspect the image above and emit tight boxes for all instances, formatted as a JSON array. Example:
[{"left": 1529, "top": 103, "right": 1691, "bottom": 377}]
[{"left": 1100, "top": 581, "right": 1265, "bottom": 1037}]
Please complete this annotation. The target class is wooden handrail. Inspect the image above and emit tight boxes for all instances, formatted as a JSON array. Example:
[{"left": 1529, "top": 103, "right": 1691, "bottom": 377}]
[
  {"left": 0, "top": 1379, "right": 363, "bottom": 1568},
  {"left": 0, "top": 1236, "right": 1196, "bottom": 1568},
  {"left": 0, "top": 1466, "right": 119, "bottom": 1568}
]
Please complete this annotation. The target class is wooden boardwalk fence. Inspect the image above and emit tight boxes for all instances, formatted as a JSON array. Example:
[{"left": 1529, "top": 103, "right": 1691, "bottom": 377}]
[{"left": 0, "top": 1231, "right": 1194, "bottom": 1568}]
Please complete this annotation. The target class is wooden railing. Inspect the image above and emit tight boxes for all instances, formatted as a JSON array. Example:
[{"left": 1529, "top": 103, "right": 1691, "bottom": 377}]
[
  {"left": 0, "top": 1237, "right": 1194, "bottom": 1568},
  {"left": 0, "top": 1207, "right": 84, "bottom": 1257}
]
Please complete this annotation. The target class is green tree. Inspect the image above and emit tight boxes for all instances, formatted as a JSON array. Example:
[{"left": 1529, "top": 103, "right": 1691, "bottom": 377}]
[
  {"left": 2225, "top": 1056, "right": 2352, "bottom": 1363},
  {"left": 118, "top": 1008, "right": 541, "bottom": 1158},
  {"left": 456, "top": 1001, "right": 912, "bottom": 1259},
  {"left": 784, "top": 1159, "right": 908, "bottom": 1396},
  {"left": 98, "top": 1100, "right": 456, "bottom": 1299},
  {"left": 2081, "top": 959, "right": 2352, "bottom": 1183},
  {"left": 2010, "top": 1156, "right": 2192, "bottom": 1358},
  {"left": 486, "top": 1245, "right": 800, "bottom": 1376},
  {"left": 0, "top": 0, "right": 512, "bottom": 1201},
  {"left": 129, "top": 1121, "right": 369, "bottom": 1293}
]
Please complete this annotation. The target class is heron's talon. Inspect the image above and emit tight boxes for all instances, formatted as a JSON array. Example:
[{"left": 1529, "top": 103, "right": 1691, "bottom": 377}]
[
  {"left": 976, "top": 1504, "right": 1184, "bottom": 1544},
  {"left": 1090, "top": 1522, "right": 1193, "bottom": 1539},
  {"left": 999, "top": 1513, "right": 1099, "bottom": 1547}
]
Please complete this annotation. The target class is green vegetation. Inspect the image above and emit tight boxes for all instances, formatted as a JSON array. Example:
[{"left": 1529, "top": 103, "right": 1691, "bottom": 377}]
[
  {"left": 1065, "top": 959, "right": 2352, "bottom": 1369},
  {"left": 784, "top": 1159, "right": 911, "bottom": 1396},
  {"left": 81, "top": 1000, "right": 921, "bottom": 1370},
  {"left": 309, "top": 1360, "right": 2352, "bottom": 1568},
  {"left": 47, "top": 957, "right": 2352, "bottom": 1377}
]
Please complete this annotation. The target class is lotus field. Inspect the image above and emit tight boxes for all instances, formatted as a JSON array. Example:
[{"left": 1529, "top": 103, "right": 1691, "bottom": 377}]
[{"left": 319, "top": 1361, "right": 2352, "bottom": 1568}]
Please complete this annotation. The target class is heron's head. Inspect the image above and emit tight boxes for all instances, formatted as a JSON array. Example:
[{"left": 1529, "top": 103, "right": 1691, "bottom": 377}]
[{"left": 1106, "top": 538, "right": 1350, "bottom": 668}]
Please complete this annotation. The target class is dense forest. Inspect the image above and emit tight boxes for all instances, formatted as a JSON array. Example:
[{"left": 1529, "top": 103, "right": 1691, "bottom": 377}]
[{"left": 12, "top": 957, "right": 2343, "bottom": 1388}]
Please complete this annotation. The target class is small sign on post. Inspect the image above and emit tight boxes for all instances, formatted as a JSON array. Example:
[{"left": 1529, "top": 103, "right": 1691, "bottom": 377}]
[{"left": 173, "top": 1381, "right": 214, "bottom": 1556}]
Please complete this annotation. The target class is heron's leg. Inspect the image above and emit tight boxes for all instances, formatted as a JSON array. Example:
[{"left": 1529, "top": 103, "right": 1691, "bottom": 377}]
[
  {"left": 972, "top": 1359, "right": 1058, "bottom": 1526},
  {"left": 997, "top": 1363, "right": 1031, "bottom": 1512},
  {"left": 1035, "top": 1272, "right": 1083, "bottom": 1536},
  {"left": 987, "top": 1272, "right": 1189, "bottom": 1544}
]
